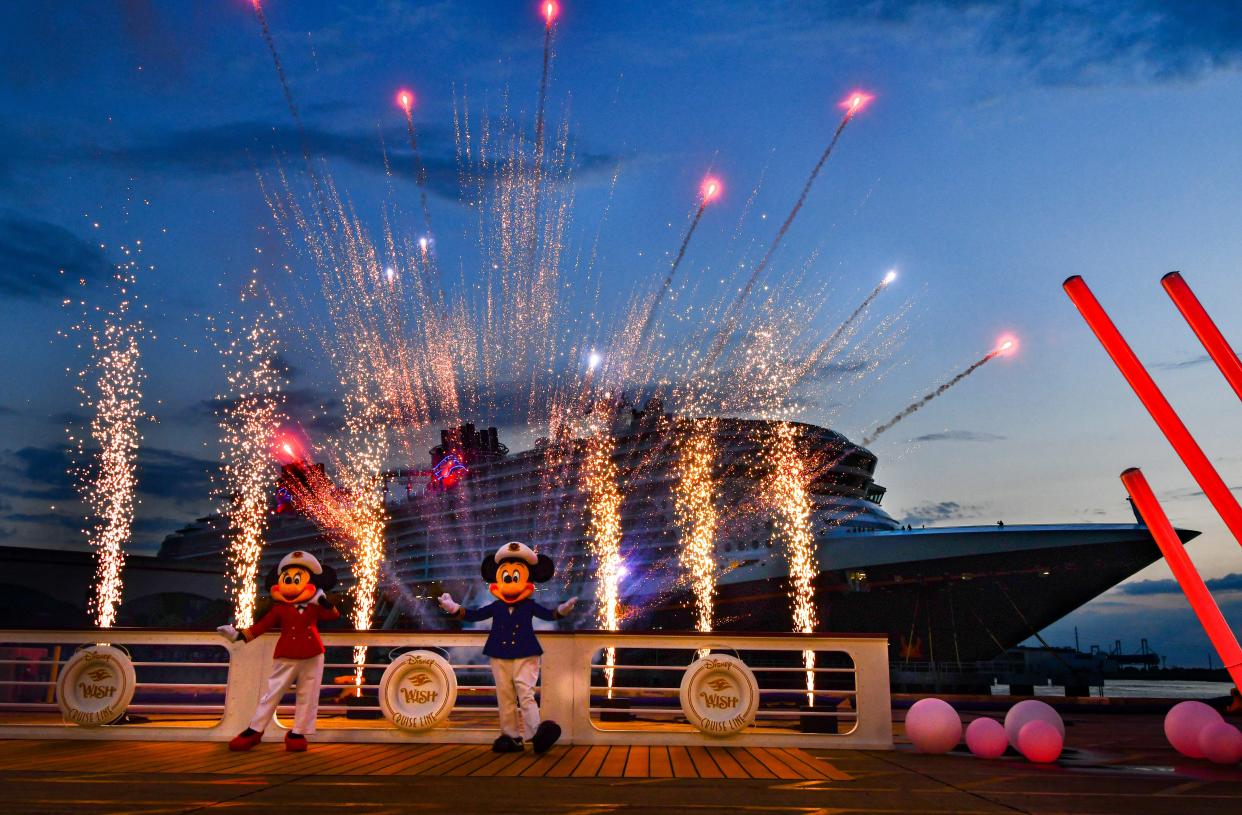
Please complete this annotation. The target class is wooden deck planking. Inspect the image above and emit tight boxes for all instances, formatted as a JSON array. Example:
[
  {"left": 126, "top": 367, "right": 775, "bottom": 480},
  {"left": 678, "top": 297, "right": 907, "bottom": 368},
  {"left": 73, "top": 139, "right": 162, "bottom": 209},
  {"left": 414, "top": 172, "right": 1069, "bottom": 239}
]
[
  {"left": 648, "top": 745, "right": 674, "bottom": 778},
  {"left": 541, "top": 744, "right": 590, "bottom": 778},
  {"left": 0, "top": 739, "right": 848, "bottom": 782},
  {"left": 668, "top": 745, "right": 698, "bottom": 778},
  {"left": 569, "top": 744, "right": 610, "bottom": 777},
  {"left": 706, "top": 746, "right": 749, "bottom": 778},
  {"left": 744, "top": 746, "right": 804, "bottom": 780},
  {"left": 622, "top": 745, "right": 650, "bottom": 777},
  {"left": 598, "top": 744, "right": 630, "bottom": 777},
  {"left": 685, "top": 746, "right": 725, "bottom": 779}
]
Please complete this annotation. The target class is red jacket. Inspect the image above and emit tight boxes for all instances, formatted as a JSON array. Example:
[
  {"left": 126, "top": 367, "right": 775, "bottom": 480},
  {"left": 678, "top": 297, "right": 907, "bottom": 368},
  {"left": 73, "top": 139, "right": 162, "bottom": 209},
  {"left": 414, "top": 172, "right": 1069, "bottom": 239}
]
[{"left": 245, "top": 601, "right": 340, "bottom": 660}]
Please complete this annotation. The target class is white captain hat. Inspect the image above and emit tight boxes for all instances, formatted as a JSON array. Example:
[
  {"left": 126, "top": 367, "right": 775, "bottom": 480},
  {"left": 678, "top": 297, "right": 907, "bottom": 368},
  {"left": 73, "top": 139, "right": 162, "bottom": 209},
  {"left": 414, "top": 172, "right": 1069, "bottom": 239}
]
[
  {"left": 494, "top": 541, "right": 538, "bottom": 565},
  {"left": 278, "top": 550, "right": 323, "bottom": 575}
]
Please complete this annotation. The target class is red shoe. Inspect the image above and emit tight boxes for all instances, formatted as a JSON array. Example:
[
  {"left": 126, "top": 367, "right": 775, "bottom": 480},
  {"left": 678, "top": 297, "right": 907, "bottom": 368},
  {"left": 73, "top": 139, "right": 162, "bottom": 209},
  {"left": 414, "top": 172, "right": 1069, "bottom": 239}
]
[
  {"left": 285, "top": 732, "right": 309, "bottom": 752},
  {"left": 228, "top": 729, "right": 264, "bottom": 752}
]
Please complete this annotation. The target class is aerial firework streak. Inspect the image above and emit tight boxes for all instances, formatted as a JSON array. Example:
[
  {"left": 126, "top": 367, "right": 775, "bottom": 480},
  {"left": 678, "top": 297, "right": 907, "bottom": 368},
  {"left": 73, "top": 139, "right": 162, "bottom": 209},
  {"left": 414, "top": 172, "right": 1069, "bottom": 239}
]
[
  {"left": 798, "top": 271, "right": 895, "bottom": 379},
  {"left": 707, "top": 94, "right": 870, "bottom": 366},
  {"left": 637, "top": 178, "right": 721, "bottom": 348},
  {"left": 863, "top": 347, "right": 1004, "bottom": 445},
  {"left": 75, "top": 280, "right": 145, "bottom": 629},
  {"left": 217, "top": 302, "right": 286, "bottom": 629},
  {"left": 251, "top": 1, "right": 303, "bottom": 137},
  {"left": 397, "top": 91, "right": 435, "bottom": 237}
]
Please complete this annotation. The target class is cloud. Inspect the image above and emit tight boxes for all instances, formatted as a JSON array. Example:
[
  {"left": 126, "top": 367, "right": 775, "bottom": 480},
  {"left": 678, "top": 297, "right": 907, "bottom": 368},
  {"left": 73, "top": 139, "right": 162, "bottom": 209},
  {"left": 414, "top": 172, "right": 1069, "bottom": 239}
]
[
  {"left": 0, "top": 214, "right": 110, "bottom": 301},
  {"left": 0, "top": 444, "right": 217, "bottom": 506},
  {"left": 899, "top": 499, "right": 984, "bottom": 527},
  {"left": 909, "top": 430, "right": 1006, "bottom": 443},
  {"left": 0, "top": 404, "right": 16, "bottom": 416},
  {"left": 0, "top": 445, "right": 76, "bottom": 501},
  {"left": 1118, "top": 572, "right": 1242, "bottom": 596},
  {"left": 78, "top": 121, "right": 619, "bottom": 201},
  {"left": 735, "top": 1, "right": 1242, "bottom": 87}
]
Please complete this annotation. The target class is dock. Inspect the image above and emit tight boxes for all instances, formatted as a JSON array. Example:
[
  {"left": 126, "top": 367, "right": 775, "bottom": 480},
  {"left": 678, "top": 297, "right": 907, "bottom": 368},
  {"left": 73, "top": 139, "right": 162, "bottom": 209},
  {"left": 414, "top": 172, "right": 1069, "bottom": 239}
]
[{"left": 1, "top": 712, "right": 1239, "bottom": 814}]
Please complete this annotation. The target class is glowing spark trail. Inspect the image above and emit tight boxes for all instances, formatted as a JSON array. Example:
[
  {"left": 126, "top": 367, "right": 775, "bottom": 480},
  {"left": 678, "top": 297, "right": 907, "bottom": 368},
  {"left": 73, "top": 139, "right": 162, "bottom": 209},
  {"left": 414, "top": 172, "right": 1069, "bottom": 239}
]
[
  {"left": 637, "top": 176, "right": 723, "bottom": 348},
  {"left": 798, "top": 268, "right": 896, "bottom": 379},
  {"left": 74, "top": 275, "right": 145, "bottom": 629},
  {"left": 707, "top": 91, "right": 873, "bottom": 366},
  {"left": 216, "top": 296, "right": 286, "bottom": 629},
  {"left": 863, "top": 337, "right": 1016, "bottom": 445},
  {"left": 396, "top": 88, "right": 435, "bottom": 237},
  {"left": 767, "top": 422, "right": 818, "bottom": 705},
  {"left": 250, "top": 1, "right": 302, "bottom": 133},
  {"left": 673, "top": 420, "right": 718, "bottom": 638}
]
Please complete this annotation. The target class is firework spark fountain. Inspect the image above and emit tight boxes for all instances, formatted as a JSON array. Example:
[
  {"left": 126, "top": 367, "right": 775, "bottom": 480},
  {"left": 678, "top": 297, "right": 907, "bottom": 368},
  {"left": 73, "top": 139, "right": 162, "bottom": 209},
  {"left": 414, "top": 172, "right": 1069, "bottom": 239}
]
[
  {"left": 215, "top": 290, "right": 287, "bottom": 628},
  {"left": 766, "top": 421, "right": 818, "bottom": 705},
  {"left": 582, "top": 409, "right": 623, "bottom": 696},
  {"left": 72, "top": 272, "right": 146, "bottom": 630},
  {"left": 673, "top": 419, "right": 718, "bottom": 640},
  {"left": 863, "top": 336, "right": 1016, "bottom": 445}
]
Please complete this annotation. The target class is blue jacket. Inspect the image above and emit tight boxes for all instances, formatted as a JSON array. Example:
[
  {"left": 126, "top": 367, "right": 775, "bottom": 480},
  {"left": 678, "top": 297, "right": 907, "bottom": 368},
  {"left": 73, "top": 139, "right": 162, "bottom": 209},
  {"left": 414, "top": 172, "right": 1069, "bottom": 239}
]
[{"left": 463, "top": 598, "right": 558, "bottom": 659}]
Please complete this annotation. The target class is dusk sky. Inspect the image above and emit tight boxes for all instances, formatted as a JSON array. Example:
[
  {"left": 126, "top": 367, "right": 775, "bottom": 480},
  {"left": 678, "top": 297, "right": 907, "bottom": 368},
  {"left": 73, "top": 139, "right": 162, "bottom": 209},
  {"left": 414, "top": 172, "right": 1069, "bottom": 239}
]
[{"left": 1, "top": 1, "right": 1239, "bottom": 665}]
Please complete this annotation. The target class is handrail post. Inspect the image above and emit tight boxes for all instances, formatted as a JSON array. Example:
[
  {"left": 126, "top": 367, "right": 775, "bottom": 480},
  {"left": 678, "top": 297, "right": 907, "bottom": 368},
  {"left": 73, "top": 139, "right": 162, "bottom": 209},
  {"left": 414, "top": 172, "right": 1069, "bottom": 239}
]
[
  {"left": 539, "top": 635, "right": 577, "bottom": 743},
  {"left": 216, "top": 635, "right": 277, "bottom": 737}
]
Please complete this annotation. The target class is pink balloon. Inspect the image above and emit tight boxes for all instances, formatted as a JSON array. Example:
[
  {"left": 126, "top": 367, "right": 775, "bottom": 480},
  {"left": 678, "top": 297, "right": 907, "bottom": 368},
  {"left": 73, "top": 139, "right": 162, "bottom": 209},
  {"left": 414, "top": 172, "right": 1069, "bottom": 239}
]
[
  {"left": 1004, "top": 699, "right": 1064, "bottom": 748},
  {"left": 906, "top": 698, "right": 962, "bottom": 754},
  {"left": 1164, "top": 701, "right": 1224, "bottom": 758},
  {"left": 1198, "top": 721, "right": 1242, "bottom": 765},
  {"left": 1018, "top": 720, "right": 1063, "bottom": 763},
  {"left": 965, "top": 717, "right": 1008, "bottom": 759}
]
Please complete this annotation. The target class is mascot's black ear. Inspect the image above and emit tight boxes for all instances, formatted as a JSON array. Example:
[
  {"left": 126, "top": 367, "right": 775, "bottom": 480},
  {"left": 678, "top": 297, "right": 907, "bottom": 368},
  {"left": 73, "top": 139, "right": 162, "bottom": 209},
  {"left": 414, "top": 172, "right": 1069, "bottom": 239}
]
[
  {"left": 317, "top": 564, "right": 337, "bottom": 592},
  {"left": 530, "top": 554, "right": 555, "bottom": 583},
  {"left": 480, "top": 554, "right": 499, "bottom": 583},
  {"left": 264, "top": 565, "right": 280, "bottom": 590}
]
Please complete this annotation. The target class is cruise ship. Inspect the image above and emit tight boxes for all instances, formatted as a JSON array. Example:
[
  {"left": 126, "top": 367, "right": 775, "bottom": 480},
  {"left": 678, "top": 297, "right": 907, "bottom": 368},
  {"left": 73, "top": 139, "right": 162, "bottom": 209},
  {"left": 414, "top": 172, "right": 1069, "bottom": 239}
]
[{"left": 158, "top": 403, "right": 1196, "bottom": 663}]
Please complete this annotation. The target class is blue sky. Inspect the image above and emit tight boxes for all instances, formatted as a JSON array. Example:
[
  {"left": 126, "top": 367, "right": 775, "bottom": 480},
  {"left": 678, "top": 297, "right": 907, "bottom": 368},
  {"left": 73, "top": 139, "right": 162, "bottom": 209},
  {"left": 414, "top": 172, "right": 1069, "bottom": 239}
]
[{"left": 1, "top": 1, "right": 1239, "bottom": 665}]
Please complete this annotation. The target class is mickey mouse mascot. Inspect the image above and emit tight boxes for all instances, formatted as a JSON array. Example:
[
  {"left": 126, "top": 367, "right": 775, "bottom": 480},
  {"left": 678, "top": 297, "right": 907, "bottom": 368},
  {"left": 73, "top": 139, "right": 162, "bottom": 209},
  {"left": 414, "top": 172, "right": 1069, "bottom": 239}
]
[
  {"left": 439, "top": 541, "right": 577, "bottom": 753},
  {"left": 217, "top": 550, "right": 339, "bottom": 752}
]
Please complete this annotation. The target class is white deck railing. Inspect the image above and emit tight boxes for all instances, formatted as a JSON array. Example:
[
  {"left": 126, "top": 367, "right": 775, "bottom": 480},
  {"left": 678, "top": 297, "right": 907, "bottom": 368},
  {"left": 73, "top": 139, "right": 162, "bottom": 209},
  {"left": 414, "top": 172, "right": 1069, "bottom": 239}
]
[{"left": 0, "top": 629, "right": 892, "bottom": 749}]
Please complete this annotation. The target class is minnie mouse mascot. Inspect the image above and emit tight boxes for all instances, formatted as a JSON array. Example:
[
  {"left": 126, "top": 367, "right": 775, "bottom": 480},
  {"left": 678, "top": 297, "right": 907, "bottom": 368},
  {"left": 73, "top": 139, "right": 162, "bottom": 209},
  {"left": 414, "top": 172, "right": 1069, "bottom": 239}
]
[{"left": 218, "top": 550, "right": 339, "bottom": 752}]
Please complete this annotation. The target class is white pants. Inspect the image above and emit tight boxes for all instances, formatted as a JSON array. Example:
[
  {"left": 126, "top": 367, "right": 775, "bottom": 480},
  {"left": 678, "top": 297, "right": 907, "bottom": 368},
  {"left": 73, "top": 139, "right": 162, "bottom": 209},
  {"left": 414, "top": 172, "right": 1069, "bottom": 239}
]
[
  {"left": 490, "top": 656, "right": 541, "bottom": 739},
  {"left": 249, "top": 654, "right": 324, "bottom": 735}
]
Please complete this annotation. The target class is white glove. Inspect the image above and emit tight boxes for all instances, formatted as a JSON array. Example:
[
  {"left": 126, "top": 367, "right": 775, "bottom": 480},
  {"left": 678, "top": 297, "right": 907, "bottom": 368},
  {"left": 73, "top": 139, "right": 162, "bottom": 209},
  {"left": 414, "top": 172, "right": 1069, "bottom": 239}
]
[
  {"left": 216, "top": 624, "right": 240, "bottom": 641},
  {"left": 438, "top": 593, "right": 461, "bottom": 615},
  {"left": 557, "top": 597, "right": 578, "bottom": 617}
]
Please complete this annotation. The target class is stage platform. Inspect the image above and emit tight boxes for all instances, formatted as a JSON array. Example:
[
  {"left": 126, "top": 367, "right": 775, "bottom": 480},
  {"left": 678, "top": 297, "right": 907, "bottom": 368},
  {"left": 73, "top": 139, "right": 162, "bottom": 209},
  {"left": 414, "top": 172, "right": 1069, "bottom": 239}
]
[{"left": 0, "top": 713, "right": 1238, "bottom": 814}]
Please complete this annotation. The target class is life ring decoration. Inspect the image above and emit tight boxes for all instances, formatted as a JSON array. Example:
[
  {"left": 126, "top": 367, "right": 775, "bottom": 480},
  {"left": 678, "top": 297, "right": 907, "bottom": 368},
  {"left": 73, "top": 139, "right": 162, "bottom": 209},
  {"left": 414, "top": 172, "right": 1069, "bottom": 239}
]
[
  {"left": 55, "top": 644, "right": 137, "bottom": 727},
  {"left": 679, "top": 653, "right": 760, "bottom": 736},
  {"left": 378, "top": 650, "right": 457, "bottom": 731}
]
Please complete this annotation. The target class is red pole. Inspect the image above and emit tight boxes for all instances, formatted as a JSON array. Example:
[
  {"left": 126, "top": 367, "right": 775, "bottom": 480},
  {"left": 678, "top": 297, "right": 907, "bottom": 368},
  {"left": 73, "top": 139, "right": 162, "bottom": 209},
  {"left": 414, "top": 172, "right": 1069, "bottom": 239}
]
[
  {"left": 1121, "top": 468, "right": 1242, "bottom": 690},
  {"left": 1161, "top": 271, "right": 1242, "bottom": 403},
  {"left": 1063, "top": 275, "right": 1242, "bottom": 546}
]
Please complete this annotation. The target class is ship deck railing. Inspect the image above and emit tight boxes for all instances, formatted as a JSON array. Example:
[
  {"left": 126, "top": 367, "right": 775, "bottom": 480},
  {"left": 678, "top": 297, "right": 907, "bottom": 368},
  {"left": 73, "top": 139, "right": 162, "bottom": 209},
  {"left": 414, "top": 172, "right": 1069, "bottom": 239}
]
[{"left": 0, "top": 628, "right": 891, "bottom": 749}]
